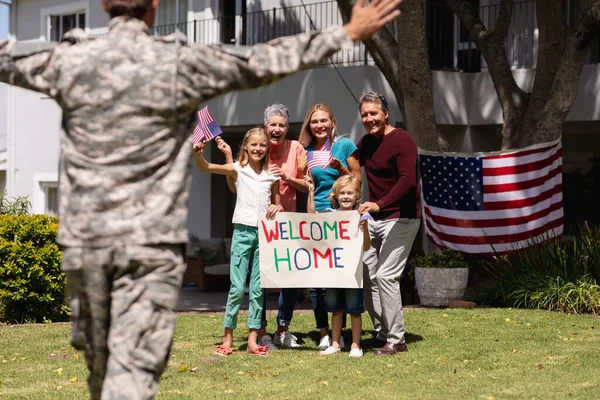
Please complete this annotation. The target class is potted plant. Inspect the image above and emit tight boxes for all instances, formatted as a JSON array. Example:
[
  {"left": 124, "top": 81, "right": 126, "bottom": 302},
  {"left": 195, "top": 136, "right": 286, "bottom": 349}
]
[{"left": 413, "top": 248, "right": 469, "bottom": 307}]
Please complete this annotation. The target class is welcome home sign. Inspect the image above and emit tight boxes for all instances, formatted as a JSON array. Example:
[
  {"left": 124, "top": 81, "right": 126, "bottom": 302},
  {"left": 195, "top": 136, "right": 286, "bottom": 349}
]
[{"left": 258, "top": 211, "right": 364, "bottom": 288}]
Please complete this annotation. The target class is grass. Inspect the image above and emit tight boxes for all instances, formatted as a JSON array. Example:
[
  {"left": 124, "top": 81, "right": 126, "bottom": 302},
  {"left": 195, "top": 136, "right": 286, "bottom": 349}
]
[{"left": 1, "top": 308, "right": 599, "bottom": 399}]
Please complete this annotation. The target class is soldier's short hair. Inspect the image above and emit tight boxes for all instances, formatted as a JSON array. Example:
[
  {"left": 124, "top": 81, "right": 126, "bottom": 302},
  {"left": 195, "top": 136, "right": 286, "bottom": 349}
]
[
  {"left": 263, "top": 104, "right": 290, "bottom": 127},
  {"left": 104, "top": 0, "right": 154, "bottom": 19}
]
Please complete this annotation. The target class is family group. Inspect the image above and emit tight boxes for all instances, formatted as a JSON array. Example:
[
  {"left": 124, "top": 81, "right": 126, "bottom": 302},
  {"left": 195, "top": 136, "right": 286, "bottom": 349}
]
[{"left": 193, "top": 92, "right": 421, "bottom": 358}]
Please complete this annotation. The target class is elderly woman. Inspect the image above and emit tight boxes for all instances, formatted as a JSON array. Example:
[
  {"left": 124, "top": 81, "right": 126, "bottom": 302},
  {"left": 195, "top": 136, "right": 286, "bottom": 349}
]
[
  {"left": 356, "top": 92, "right": 420, "bottom": 355},
  {"left": 218, "top": 104, "right": 308, "bottom": 350},
  {"left": 298, "top": 103, "right": 362, "bottom": 350}
]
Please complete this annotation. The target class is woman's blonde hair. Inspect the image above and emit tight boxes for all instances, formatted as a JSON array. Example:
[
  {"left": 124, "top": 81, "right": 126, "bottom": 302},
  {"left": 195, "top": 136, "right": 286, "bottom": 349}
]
[
  {"left": 237, "top": 127, "right": 271, "bottom": 172},
  {"left": 298, "top": 104, "right": 340, "bottom": 147},
  {"left": 328, "top": 175, "right": 362, "bottom": 209}
]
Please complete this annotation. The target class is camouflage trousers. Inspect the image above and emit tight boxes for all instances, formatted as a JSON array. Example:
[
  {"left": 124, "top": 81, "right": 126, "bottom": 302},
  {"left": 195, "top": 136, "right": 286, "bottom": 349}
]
[{"left": 62, "top": 244, "right": 186, "bottom": 400}]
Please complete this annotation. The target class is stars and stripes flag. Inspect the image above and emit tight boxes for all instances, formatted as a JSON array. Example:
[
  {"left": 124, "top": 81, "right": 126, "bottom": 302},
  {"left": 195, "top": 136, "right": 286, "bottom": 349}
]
[
  {"left": 192, "top": 106, "right": 223, "bottom": 144},
  {"left": 419, "top": 138, "right": 563, "bottom": 254},
  {"left": 307, "top": 139, "right": 333, "bottom": 170}
]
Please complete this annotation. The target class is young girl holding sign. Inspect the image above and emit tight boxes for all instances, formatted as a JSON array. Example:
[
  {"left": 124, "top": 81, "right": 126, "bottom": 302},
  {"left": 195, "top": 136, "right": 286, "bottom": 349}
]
[
  {"left": 193, "top": 128, "right": 283, "bottom": 356},
  {"left": 307, "top": 174, "right": 371, "bottom": 357}
]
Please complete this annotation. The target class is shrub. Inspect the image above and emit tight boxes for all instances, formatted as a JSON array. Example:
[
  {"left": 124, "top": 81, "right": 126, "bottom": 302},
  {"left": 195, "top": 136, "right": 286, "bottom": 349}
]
[
  {"left": 412, "top": 248, "right": 469, "bottom": 269},
  {"left": 0, "top": 214, "right": 67, "bottom": 323},
  {"left": 478, "top": 224, "right": 600, "bottom": 314},
  {"left": 0, "top": 190, "right": 31, "bottom": 215}
]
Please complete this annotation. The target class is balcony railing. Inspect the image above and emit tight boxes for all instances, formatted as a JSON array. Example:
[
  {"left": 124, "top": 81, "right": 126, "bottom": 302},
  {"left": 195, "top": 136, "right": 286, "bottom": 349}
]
[{"left": 101, "top": 0, "right": 599, "bottom": 71}]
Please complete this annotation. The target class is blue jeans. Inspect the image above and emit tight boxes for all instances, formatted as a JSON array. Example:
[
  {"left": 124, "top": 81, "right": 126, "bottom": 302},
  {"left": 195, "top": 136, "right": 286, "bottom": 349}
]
[
  {"left": 260, "top": 288, "right": 329, "bottom": 330},
  {"left": 260, "top": 288, "right": 300, "bottom": 328},
  {"left": 310, "top": 288, "right": 329, "bottom": 330},
  {"left": 326, "top": 288, "right": 364, "bottom": 314}
]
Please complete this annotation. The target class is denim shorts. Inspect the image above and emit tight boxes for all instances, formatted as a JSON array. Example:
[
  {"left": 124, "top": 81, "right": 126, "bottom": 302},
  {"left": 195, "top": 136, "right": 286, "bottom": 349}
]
[{"left": 325, "top": 288, "right": 364, "bottom": 315}]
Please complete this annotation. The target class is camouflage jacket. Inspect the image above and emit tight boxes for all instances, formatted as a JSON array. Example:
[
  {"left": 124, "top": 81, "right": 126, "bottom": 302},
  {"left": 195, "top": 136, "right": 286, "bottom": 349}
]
[{"left": 0, "top": 17, "right": 351, "bottom": 247}]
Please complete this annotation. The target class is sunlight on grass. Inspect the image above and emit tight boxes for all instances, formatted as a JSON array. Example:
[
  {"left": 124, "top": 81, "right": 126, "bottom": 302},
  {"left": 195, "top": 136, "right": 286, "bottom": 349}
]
[{"left": 0, "top": 309, "right": 598, "bottom": 399}]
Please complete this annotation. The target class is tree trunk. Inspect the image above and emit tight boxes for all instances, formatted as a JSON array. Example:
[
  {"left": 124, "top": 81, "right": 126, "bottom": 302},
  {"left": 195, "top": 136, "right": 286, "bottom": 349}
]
[
  {"left": 397, "top": 0, "right": 442, "bottom": 151},
  {"left": 448, "top": 0, "right": 600, "bottom": 149},
  {"left": 336, "top": 0, "right": 444, "bottom": 151}
]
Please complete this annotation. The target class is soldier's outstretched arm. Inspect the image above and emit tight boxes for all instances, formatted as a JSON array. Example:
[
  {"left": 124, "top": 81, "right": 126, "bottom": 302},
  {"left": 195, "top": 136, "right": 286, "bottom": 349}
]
[
  {"left": 0, "top": 39, "right": 59, "bottom": 96},
  {"left": 182, "top": 0, "right": 402, "bottom": 103}
]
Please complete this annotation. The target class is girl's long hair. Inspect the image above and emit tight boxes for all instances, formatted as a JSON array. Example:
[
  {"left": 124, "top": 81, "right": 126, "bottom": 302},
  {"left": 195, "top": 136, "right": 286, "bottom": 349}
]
[
  {"left": 237, "top": 127, "right": 271, "bottom": 173},
  {"left": 298, "top": 104, "right": 340, "bottom": 148},
  {"left": 328, "top": 175, "right": 362, "bottom": 209}
]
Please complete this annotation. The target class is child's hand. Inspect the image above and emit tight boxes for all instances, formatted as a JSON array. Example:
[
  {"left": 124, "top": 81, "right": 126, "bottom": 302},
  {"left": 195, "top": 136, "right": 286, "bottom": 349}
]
[
  {"left": 193, "top": 141, "right": 206, "bottom": 156},
  {"left": 215, "top": 137, "right": 232, "bottom": 157},
  {"left": 265, "top": 204, "right": 284, "bottom": 219},
  {"left": 304, "top": 174, "right": 314, "bottom": 191},
  {"left": 359, "top": 219, "right": 368, "bottom": 231}
]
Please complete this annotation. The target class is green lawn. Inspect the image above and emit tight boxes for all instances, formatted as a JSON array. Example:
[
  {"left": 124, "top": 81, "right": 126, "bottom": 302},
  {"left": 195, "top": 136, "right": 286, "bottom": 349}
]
[{"left": 1, "top": 308, "right": 599, "bottom": 399}]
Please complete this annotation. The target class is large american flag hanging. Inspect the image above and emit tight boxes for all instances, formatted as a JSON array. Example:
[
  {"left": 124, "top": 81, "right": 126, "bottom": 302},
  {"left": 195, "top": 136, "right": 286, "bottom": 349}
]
[
  {"left": 193, "top": 106, "right": 223, "bottom": 144},
  {"left": 307, "top": 139, "right": 333, "bottom": 170},
  {"left": 419, "top": 138, "right": 563, "bottom": 254}
]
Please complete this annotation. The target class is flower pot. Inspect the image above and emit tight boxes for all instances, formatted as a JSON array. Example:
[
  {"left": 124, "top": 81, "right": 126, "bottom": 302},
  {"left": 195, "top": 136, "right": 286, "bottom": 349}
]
[{"left": 415, "top": 267, "right": 469, "bottom": 307}]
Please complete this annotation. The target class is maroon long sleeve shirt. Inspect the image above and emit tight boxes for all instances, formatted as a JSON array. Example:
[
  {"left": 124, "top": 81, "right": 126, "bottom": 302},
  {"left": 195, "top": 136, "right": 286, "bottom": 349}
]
[{"left": 357, "top": 128, "right": 421, "bottom": 220}]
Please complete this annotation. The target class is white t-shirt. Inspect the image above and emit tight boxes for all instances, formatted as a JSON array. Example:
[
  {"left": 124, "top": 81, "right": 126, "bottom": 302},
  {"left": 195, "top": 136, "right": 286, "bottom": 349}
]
[{"left": 231, "top": 161, "right": 280, "bottom": 227}]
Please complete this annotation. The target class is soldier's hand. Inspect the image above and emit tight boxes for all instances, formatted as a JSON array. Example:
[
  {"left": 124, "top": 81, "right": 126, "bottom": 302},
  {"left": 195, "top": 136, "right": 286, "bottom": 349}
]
[{"left": 343, "top": 0, "right": 402, "bottom": 42}]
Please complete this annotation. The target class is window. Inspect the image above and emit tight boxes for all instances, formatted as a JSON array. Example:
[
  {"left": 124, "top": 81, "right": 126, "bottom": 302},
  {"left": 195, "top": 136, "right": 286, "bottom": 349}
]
[
  {"left": 50, "top": 12, "right": 85, "bottom": 41},
  {"left": 156, "top": 0, "right": 188, "bottom": 26},
  {"left": 42, "top": 183, "right": 58, "bottom": 217}
]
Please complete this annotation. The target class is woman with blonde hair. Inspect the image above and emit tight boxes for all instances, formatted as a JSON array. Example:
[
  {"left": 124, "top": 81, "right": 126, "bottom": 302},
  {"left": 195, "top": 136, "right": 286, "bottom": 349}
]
[{"left": 299, "top": 103, "right": 362, "bottom": 350}]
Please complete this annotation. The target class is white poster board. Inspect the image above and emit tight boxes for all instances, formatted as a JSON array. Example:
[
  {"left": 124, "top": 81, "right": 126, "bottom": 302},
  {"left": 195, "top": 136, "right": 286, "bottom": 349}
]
[{"left": 258, "top": 211, "right": 364, "bottom": 288}]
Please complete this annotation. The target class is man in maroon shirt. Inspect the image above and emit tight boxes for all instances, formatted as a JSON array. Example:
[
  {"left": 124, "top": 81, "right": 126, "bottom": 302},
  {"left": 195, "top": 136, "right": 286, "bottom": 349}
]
[{"left": 357, "top": 92, "right": 421, "bottom": 355}]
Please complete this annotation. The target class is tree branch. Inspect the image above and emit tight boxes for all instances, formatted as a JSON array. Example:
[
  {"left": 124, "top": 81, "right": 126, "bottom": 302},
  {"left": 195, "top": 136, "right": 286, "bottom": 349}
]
[
  {"left": 446, "top": 0, "right": 527, "bottom": 148},
  {"left": 530, "top": 0, "right": 600, "bottom": 145},
  {"left": 336, "top": 0, "right": 406, "bottom": 122}
]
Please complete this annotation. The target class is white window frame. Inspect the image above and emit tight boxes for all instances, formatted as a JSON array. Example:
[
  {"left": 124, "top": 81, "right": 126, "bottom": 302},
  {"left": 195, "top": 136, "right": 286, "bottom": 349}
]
[
  {"left": 32, "top": 173, "right": 58, "bottom": 216},
  {"left": 40, "top": 1, "right": 89, "bottom": 41}
]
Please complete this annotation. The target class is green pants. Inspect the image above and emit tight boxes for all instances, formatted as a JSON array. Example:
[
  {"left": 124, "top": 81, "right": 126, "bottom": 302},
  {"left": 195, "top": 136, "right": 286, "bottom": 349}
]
[{"left": 224, "top": 224, "right": 264, "bottom": 329}]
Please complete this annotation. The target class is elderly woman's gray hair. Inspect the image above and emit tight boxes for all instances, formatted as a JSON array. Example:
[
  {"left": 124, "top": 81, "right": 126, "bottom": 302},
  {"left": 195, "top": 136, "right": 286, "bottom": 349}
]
[
  {"left": 358, "top": 91, "right": 389, "bottom": 115},
  {"left": 263, "top": 104, "right": 291, "bottom": 126}
]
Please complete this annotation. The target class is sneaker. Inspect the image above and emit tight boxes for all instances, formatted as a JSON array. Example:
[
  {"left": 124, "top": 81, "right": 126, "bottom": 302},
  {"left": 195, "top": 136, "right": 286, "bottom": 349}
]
[
  {"left": 273, "top": 331, "right": 301, "bottom": 348},
  {"left": 258, "top": 335, "right": 278, "bottom": 351},
  {"left": 349, "top": 348, "right": 364, "bottom": 358},
  {"left": 317, "top": 335, "right": 332, "bottom": 351},
  {"left": 319, "top": 346, "right": 341, "bottom": 355}
]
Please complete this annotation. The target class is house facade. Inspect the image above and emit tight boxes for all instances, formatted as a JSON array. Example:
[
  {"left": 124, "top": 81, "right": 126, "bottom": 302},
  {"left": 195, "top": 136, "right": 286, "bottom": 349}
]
[{"left": 1, "top": 0, "right": 599, "bottom": 239}]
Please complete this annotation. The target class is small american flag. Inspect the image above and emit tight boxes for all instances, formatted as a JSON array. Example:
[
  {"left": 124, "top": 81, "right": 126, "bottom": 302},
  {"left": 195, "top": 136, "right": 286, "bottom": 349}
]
[
  {"left": 419, "top": 138, "right": 563, "bottom": 254},
  {"left": 192, "top": 106, "right": 223, "bottom": 144},
  {"left": 307, "top": 139, "right": 333, "bottom": 170}
]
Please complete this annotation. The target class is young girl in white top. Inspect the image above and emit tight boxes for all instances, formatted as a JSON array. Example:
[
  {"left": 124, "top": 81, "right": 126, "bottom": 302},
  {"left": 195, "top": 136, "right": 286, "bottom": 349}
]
[
  {"left": 307, "top": 174, "right": 370, "bottom": 357},
  {"left": 193, "top": 127, "right": 283, "bottom": 356}
]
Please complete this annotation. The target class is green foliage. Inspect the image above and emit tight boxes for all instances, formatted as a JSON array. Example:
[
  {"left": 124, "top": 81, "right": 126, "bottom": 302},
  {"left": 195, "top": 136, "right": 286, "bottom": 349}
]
[
  {"left": 479, "top": 223, "right": 600, "bottom": 315},
  {"left": 412, "top": 248, "right": 469, "bottom": 269},
  {"left": 0, "top": 191, "right": 31, "bottom": 216},
  {"left": 0, "top": 214, "right": 68, "bottom": 323}
]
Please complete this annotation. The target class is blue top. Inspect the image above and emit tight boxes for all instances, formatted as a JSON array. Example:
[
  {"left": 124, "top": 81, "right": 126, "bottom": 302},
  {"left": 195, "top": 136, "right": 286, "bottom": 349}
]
[{"left": 306, "top": 137, "right": 358, "bottom": 211}]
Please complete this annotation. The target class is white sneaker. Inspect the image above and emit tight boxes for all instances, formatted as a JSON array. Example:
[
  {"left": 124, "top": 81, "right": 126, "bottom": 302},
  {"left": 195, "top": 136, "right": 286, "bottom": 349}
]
[
  {"left": 273, "top": 331, "right": 300, "bottom": 348},
  {"left": 349, "top": 348, "right": 363, "bottom": 358},
  {"left": 317, "top": 335, "right": 331, "bottom": 350},
  {"left": 319, "top": 346, "right": 341, "bottom": 355}
]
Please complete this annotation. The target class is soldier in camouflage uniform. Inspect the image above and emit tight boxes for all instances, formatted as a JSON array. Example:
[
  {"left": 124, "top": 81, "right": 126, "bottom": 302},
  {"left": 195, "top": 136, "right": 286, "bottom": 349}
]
[{"left": 0, "top": 0, "right": 401, "bottom": 398}]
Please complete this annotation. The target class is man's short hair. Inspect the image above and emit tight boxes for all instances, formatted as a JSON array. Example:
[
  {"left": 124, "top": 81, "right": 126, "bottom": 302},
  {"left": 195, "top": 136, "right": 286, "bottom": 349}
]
[{"left": 104, "top": 0, "right": 153, "bottom": 19}]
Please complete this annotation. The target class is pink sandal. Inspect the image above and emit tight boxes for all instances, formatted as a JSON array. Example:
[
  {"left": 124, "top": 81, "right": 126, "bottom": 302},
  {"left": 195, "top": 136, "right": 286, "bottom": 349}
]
[{"left": 214, "top": 345, "right": 233, "bottom": 356}]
